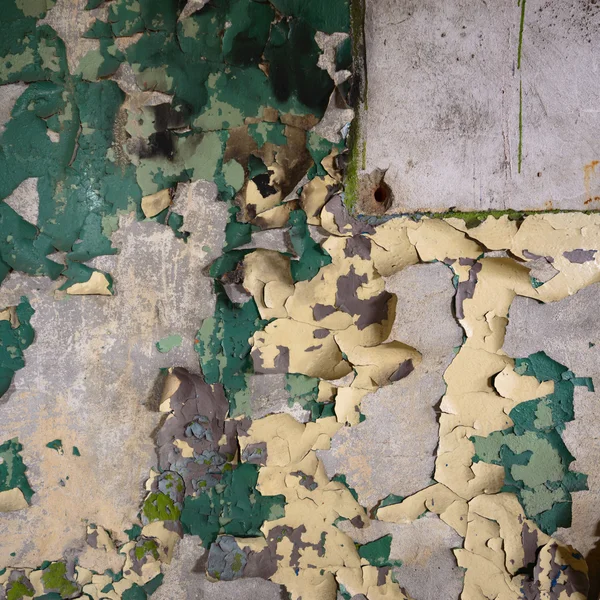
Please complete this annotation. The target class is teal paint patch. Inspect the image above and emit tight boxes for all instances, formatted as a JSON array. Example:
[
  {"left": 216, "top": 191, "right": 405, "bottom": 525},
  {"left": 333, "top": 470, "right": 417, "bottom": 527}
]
[
  {"left": 0, "top": 0, "right": 67, "bottom": 85},
  {"left": 357, "top": 535, "right": 401, "bottom": 568},
  {"left": 0, "top": 437, "right": 34, "bottom": 503},
  {"left": 335, "top": 37, "right": 352, "bottom": 72},
  {"left": 287, "top": 210, "right": 332, "bottom": 282},
  {"left": 268, "top": 0, "right": 350, "bottom": 34},
  {"left": 224, "top": 206, "right": 254, "bottom": 251},
  {"left": 155, "top": 334, "right": 182, "bottom": 353},
  {"left": 181, "top": 462, "right": 285, "bottom": 547},
  {"left": 45, "top": 439, "right": 63, "bottom": 453},
  {"left": 306, "top": 132, "right": 344, "bottom": 179},
  {"left": 472, "top": 351, "right": 591, "bottom": 534},
  {"left": 124, "top": 524, "right": 143, "bottom": 541},
  {"left": 0, "top": 75, "right": 141, "bottom": 284},
  {"left": 195, "top": 284, "right": 267, "bottom": 416},
  {"left": 376, "top": 493, "right": 404, "bottom": 510},
  {"left": 59, "top": 262, "right": 114, "bottom": 294},
  {"left": 0, "top": 297, "right": 35, "bottom": 397},
  {"left": 248, "top": 122, "right": 287, "bottom": 148},
  {"left": 72, "top": 446, "right": 81, "bottom": 457},
  {"left": 285, "top": 373, "right": 335, "bottom": 421}
]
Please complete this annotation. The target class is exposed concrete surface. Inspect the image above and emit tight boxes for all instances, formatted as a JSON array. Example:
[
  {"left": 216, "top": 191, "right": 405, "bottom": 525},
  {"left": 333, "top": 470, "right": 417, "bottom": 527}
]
[
  {"left": 0, "top": 206, "right": 226, "bottom": 567},
  {"left": 3, "top": 177, "right": 39, "bottom": 225},
  {"left": 364, "top": 0, "right": 600, "bottom": 212},
  {"left": 0, "top": 82, "right": 27, "bottom": 136},
  {"left": 39, "top": 0, "right": 107, "bottom": 74},
  {"left": 152, "top": 536, "right": 283, "bottom": 600},
  {"left": 248, "top": 373, "right": 311, "bottom": 423},
  {"left": 504, "top": 284, "right": 600, "bottom": 596},
  {"left": 338, "top": 516, "right": 464, "bottom": 600},
  {"left": 319, "top": 263, "right": 462, "bottom": 508}
]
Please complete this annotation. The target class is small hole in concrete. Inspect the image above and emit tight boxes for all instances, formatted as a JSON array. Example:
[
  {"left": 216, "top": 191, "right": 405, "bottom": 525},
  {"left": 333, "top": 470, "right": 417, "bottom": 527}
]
[{"left": 374, "top": 185, "right": 388, "bottom": 204}]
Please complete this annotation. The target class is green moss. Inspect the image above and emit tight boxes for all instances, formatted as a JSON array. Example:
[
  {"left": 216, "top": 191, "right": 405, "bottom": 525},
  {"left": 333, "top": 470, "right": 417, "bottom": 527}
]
[
  {"left": 40, "top": 562, "right": 79, "bottom": 597},
  {"left": 134, "top": 540, "right": 160, "bottom": 561},
  {"left": 6, "top": 577, "right": 34, "bottom": 600},
  {"left": 343, "top": 116, "right": 361, "bottom": 212},
  {"left": 142, "top": 491, "right": 181, "bottom": 522}
]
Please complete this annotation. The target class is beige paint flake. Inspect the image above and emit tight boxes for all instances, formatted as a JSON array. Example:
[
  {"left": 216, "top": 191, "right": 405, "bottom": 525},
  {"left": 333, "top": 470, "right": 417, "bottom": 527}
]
[
  {"left": 141, "top": 189, "right": 172, "bottom": 218},
  {"left": 65, "top": 270, "right": 112, "bottom": 296}
]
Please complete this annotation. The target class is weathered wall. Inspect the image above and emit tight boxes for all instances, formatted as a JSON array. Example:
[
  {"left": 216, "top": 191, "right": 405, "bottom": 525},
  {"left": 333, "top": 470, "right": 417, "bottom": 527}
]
[{"left": 362, "top": 0, "right": 600, "bottom": 213}]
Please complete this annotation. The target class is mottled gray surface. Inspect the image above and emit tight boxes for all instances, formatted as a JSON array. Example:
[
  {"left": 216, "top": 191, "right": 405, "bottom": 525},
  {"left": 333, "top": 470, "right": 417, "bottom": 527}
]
[
  {"left": 319, "top": 263, "right": 462, "bottom": 508},
  {"left": 2, "top": 177, "right": 39, "bottom": 225},
  {"left": 152, "top": 536, "right": 283, "bottom": 600},
  {"left": 504, "top": 284, "right": 600, "bottom": 596},
  {"left": 0, "top": 204, "right": 226, "bottom": 567},
  {"left": 248, "top": 373, "right": 310, "bottom": 423},
  {"left": 364, "top": 0, "right": 600, "bottom": 212},
  {"left": 0, "top": 82, "right": 27, "bottom": 136},
  {"left": 38, "top": 0, "right": 106, "bottom": 74},
  {"left": 338, "top": 516, "right": 464, "bottom": 600}
]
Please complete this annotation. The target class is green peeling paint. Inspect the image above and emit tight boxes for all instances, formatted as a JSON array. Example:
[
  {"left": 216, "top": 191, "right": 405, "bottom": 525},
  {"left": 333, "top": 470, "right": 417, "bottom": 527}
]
[
  {"left": 472, "top": 351, "right": 592, "bottom": 534},
  {"left": 306, "top": 132, "right": 344, "bottom": 179},
  {"left": 155, "top": 334, "right": 182, "bottom": 354},
  {"left": 45, "top": 439, "right": 63, "bottom": 453},
  {"left": 376, "top": 493, "right": 404, "bottom": 510},
  {"left": 181, "top": 462, "right": 285, "bottom": 547},
  {"left": 357, "top": 535, "right": 401, "bottom": 568},
  {"left": 0, "top": 1, "right": 361, "bottom": 598},
  {"left": 195, "top": 284, "right": 267, "bottom": 416},
  {"left": 288, "top": 210, "right": 332, "bottom": 282},
  {"left": 286, "top": 373, "right": 335, "bottom": 421},
  {"left": 0, "top": 297, "right": 34, "bottom": 397},
  {"left": 0, "top": 438, "right": 34, "bottom": 503}
]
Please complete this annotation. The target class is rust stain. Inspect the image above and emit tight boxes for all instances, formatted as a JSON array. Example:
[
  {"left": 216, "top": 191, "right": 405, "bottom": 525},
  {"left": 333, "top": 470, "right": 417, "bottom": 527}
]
[{"left": 583, "top": 160, "right": 599, "bottom": 204}]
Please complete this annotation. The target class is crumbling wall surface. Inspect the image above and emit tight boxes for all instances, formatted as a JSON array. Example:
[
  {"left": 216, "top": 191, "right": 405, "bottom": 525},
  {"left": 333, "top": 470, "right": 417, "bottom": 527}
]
[{"left": 1, "top": 1, "right": 600, "bottom": 600}]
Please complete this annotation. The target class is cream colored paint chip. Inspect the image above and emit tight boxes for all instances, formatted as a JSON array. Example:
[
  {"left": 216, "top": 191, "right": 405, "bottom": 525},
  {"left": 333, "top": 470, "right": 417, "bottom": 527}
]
[
  {"left": 66, "top": 271, "right": 113, "bottom": 296},
  {"left": 141, "top": 189, "right": 172, "bottom": 218},
  {"left": 0, "top": 487, "right": 28, "bottom": 512}
]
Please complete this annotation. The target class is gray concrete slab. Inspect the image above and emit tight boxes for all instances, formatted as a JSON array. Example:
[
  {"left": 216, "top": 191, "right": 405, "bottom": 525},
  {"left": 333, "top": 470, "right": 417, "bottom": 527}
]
[{"left": 363, "top": 0, "right": 600, "bottom": 213}]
